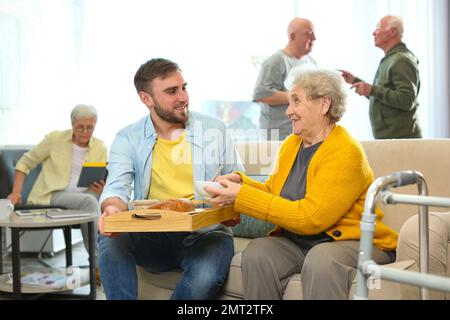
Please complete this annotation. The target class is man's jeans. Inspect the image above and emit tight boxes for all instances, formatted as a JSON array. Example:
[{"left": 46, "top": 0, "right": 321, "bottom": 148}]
[{"left": 99, "top": 231, "right": 234, "bottom": 300}]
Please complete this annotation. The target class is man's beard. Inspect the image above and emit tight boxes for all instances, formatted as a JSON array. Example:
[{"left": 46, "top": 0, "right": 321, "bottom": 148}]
[{"left": 153, "top": 102, "right": 189, "bottom": 124}]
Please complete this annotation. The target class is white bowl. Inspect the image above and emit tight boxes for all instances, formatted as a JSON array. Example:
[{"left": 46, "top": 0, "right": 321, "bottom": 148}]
[{"left": 194, "top": 181, "right": 224, "bottom": 198}]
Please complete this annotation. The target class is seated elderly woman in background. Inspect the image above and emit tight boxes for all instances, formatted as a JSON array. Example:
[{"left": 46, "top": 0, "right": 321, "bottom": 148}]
[
  {"left": 205, "top": 69, "right": 398, "bottom": 300},
  {"left": 7, "top": 104, "right": 108, "bottom": 255}
]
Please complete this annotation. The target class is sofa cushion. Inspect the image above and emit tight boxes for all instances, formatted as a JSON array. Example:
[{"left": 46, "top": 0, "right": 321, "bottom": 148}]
[
  {"left": 138, "top": 268, "right": 181, "bottom": 291},
  {"left": 222, "top": 237, "right": 251, "bottom": 298},
  {"left": 221, "top": 237, "right": 302, "bottom": 300},
  {"left": 224, "top": 252, "right": 416, "bottom": 300},
  {"left": 231, "top": 214, "right": 275, "bottom": 239},
  {"left": 137, "top": 240, "right": 416, "bottom": 300},
  {"left": 231, "top": 175, "right": 275, "bottom": 238},
  {"left": 136, "top": 237, "right": 251, "bottom": 297},
  {"left": 222, "top": 252, "right": 244, "bottom": 298}
]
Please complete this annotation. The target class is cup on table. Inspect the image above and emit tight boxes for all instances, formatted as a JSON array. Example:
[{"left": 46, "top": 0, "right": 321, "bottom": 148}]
[
  {"left": 0, "top": 198, "right": 14, "bottom": 219},
  {"left": 194, "top": 181, "right": 224, "bottom": 198}
]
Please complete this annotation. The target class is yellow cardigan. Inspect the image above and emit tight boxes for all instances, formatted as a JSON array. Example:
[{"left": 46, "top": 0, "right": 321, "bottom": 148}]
[
  {"left": 235, "top": 125, "right": 397, "bottom": 251},
  {"left": 15, "top": 130, "right": 108, "bottom": 205}
]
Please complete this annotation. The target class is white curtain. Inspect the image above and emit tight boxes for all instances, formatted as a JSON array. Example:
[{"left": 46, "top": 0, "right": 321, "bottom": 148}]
[
  {"left": 0, "top": 0, "right": 448, "bottom": 147},
  {"left": 0, "top": 0, "right": 84, "bottom": 145}
]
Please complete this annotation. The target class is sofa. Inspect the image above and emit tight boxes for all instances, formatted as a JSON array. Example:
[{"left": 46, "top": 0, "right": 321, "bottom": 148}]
[
  {"left": 397, "top": 212, "right": 450, "bottom": 299},
  {"left": 136, "top": 139, "right": 450, "bottom": 300}
]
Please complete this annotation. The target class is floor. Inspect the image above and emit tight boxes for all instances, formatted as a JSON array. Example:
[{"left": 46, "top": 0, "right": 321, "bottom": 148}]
[{"left": 0, "top": 241, "right": 106, "bottom": 300}]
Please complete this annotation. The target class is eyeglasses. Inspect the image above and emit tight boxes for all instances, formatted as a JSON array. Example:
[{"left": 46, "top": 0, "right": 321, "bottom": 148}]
[{"left": 73, "top": 125, "right": 95, "bottom": 133}]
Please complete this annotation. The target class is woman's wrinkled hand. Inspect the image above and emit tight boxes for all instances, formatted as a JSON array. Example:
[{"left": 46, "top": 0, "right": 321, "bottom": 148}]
[
  {"left": 212, "top": 173, "right": 242, "bottom": 184},
  {"left": 204, "top": 177, "right": 242, "bottom": 207}
]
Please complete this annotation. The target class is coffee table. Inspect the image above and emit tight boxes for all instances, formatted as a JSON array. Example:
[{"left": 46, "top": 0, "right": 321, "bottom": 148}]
[{"left": 0, "top": 211, "right": 97, "bottom": 299}]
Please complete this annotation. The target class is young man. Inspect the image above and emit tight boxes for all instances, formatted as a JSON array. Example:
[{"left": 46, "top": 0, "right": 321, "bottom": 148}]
[{"left": 98, "top": 58, "right": 243, "bottom": 300}]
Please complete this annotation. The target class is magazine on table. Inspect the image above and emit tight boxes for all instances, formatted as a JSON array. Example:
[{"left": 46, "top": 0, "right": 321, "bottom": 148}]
[
  {"left": 7, "top": 270, "right": 67, "bottom": 289},
  {"left": 46, "top": 209, "right": 92, "bottom": 219},
  {"left": 15, "top": 208, "right": 63, "bottom": 217}
]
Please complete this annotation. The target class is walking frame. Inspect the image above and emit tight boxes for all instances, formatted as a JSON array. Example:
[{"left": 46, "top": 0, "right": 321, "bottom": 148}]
[{"left": 355, "top": 170, "right": 450, "bottom": 300}]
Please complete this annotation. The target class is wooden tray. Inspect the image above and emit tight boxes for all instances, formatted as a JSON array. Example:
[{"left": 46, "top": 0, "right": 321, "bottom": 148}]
[{"left": 104, "top": 205, "right": 238, "bottom": 232}]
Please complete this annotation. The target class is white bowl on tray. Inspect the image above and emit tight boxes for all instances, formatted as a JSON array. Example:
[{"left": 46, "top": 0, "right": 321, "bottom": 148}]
[{"left": 194, "top": 181, "right": 224, "bottom": 198}]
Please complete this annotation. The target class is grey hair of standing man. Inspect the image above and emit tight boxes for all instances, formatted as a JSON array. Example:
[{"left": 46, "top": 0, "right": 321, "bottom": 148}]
[{"left": 384, "top": 15, "right": 404, "bottom": 39}]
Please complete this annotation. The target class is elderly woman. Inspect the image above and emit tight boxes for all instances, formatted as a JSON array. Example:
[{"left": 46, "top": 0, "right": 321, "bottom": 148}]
[
  {"left": 206, "top": 69, "right": 398, "bottom": 300},
  {"left": 8, "top": 104, "right": 108, "bottom": 254}
]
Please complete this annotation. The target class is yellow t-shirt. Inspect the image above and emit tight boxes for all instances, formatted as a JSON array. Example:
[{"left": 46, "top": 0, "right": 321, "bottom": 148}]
[{"left": 148, "top": 131, "right": 194, "bottom": 200}]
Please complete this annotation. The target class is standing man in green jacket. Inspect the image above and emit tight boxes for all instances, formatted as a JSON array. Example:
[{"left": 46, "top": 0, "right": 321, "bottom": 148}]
[{"left": 341, "top": 15, "right": 422, "bottom": 139}]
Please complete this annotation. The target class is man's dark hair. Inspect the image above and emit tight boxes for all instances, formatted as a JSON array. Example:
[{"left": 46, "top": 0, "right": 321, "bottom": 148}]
[{"left": 134, "top": 58, "right": 181, "bottom": 93}]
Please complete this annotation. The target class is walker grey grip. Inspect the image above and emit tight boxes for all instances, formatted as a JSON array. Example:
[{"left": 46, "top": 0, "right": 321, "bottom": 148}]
[{"left": 393, "top": 171, "right": 419, "bottom": 187}]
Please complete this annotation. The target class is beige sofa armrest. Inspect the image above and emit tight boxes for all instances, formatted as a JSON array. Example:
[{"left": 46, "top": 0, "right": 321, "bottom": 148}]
[{"left": 397, "top": 212, "right": 450, "bottom": 299}]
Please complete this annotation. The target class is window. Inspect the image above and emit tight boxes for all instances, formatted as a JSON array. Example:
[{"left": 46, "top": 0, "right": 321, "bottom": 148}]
[
  {"left": 0, "top": 0, "right": 448, "bottom": 147},
  {"left": 0, "top": 0, "right": 84, "bottom": 144}
]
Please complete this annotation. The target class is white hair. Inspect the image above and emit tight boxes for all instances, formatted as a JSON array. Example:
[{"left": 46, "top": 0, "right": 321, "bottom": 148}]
[
  {"left": 386, "top": 15, "right": 404, "bottom": 39},
  {"left": 291, "top": 69, "right": 347, "bottom": 123},
  {"left": 70, "top": 104, "right": 97, "bottom": 124}
]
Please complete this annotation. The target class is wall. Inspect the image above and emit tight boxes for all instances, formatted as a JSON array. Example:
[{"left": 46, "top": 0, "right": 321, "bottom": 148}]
[
  {"left": 1, "top": 0, "right": 449, "bottom": 148},
  {"left": 0, "top": 0, "right": 85, "bottom": 145},
  {"left": 443, "top": 0, "right": 450, "bottom": 138}
]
